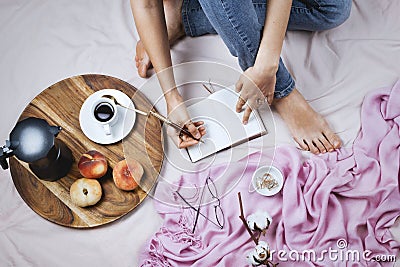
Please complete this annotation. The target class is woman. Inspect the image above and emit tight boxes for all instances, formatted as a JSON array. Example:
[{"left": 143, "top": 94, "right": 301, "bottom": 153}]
[{"left": 131, "top": 0, "right": 350, "bottom": 154}]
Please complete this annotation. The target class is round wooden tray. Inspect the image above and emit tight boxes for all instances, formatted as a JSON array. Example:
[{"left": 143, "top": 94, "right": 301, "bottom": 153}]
[{"left": 9, "top": 74, "right": 163, "bottom": 228}]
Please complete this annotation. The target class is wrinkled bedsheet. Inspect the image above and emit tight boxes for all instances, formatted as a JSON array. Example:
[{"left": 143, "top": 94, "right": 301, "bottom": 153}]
[{"left": 0, "top": 0, "right": 400, "bottom": 266}]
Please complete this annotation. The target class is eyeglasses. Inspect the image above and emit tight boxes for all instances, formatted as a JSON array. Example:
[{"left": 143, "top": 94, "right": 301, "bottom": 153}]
[
  {"left": 175, "top": 177, "right": 225, "bottom": 233},
  {"left": 202, "top": 80, "right": 216, "bottom": 94}
]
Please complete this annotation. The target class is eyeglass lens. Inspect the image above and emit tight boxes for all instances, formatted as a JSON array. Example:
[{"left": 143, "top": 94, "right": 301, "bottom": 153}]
[{"left": 207, "top": 177, "right": 224, "bottom": 228}]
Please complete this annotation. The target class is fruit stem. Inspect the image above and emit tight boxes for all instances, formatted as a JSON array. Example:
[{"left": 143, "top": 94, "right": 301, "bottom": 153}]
[
  {"left": 82, "top": 153, "right": 94, "bottom": 160},
  {"left": 83, "top": 188, "right": 88, "bottom": 195}
]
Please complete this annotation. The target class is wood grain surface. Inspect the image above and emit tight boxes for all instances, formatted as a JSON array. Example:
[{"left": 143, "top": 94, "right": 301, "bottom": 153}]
[{"left": 9, "top": 74, "right": 164, "bottom": 228}]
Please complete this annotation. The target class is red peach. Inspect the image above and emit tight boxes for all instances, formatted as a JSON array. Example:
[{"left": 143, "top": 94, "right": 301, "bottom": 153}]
[
  {"left": 112, "top": 159, "right": 143, "bottom": 191},
  {"left": 78, "top": 150, "right": 108, "bottom": 179}
]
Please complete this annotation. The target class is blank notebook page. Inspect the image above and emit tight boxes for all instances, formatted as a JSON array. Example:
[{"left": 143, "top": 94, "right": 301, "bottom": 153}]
[{"left": 186, "top": 88, "right": 267, "bottom": 162}]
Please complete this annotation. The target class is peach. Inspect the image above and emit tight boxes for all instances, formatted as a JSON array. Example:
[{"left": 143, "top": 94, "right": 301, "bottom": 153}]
[
  {"left": 70, "top": 178, "right": 102, "bottom": 207},
  {"left": 112, "top": 159, "right": 143, "bottom": 191},
  {"left": 78, "top": 150, "right": 108, "bottom": 178}
]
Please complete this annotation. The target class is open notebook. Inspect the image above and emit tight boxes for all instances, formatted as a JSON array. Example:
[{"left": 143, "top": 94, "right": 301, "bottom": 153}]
[{"left": 186, "top": 88, "right": 267, "bottom": 162}]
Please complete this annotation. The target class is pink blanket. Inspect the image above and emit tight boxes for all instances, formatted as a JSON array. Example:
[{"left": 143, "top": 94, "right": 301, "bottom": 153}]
[{"left": 139, "top": 81, "right": 400, "bottom": 266}]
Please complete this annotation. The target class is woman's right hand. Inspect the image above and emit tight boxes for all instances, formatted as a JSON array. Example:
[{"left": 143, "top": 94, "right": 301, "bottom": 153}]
[
  {"left": 131, "top": 1, "right": 204, "bottom": 148},
  {"left": 166, "top": 93, "right": 206, "bottom": 149}
]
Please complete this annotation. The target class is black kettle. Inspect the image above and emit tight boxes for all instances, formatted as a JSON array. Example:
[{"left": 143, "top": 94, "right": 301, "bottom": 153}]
[{"left": 0, "top": 117, "right": 73, "bottom": 181}]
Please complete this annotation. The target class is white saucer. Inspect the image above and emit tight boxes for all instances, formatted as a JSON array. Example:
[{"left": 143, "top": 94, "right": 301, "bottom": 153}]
[
  {"left": 251, "top": 166, "right": 284, "bottom": 196},
  {"left": 79, "top": 89, "right": 136, "bottom": 145}
]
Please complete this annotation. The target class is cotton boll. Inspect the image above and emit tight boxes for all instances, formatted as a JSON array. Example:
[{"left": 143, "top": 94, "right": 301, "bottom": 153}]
[
  {"left": 247, "top": 250, "right": 262, "bottom": 266},
  {"left": 246, "top": 241, "right": 270, "bottom": 266},
  {"left": 255, "top": 241, "right": 270, "bottom": 261},
  {"left": 246, "top": 211, "right": 272, "bottom": 232}
]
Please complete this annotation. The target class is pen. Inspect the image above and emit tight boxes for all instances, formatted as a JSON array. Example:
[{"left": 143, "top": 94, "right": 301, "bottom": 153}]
[
  {"left": 102, "top": 94, "right": 203, "bottom": 143},
  {"left": 149, "top": 111, "right": 204, "bottom": 143}
]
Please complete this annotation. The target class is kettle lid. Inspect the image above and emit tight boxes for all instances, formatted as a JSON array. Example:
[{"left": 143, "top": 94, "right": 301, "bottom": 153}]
[{"left": 9, "top": 117, "right": 61, "bottom": 163}]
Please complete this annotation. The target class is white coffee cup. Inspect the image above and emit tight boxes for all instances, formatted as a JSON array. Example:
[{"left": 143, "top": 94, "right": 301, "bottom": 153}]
[{"left": 91, "top": 97, "right": 118, "bottom": 135}]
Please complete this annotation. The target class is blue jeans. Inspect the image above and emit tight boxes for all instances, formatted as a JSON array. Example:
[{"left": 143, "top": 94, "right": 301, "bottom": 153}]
[{"left": 181, "top": 0, "right": 352, "bottom": 98}]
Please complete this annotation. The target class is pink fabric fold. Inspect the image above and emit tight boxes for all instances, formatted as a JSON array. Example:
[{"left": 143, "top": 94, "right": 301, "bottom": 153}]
[{"left": 139, "top": 81, "right": 400, "bottom": 266}]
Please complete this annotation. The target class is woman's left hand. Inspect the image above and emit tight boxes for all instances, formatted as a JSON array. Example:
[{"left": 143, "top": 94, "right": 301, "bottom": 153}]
[{"left": 235, "top": 66, "right": 276, "bottom": 124}]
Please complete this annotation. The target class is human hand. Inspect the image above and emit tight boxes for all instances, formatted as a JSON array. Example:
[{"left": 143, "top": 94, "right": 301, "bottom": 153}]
[
  {"left": 235, "top": 66, "right": 276, "bottom": 124},
  {"left": 166, "top": 94, "right": 206, "bottom": 148}
]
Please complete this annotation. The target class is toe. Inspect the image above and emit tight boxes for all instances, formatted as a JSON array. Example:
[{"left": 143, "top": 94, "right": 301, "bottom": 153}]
[
  {"left": 308, "top": 139, "right": 320, "bottom": 154},
  {"left": 138, "top": 65, "right": 147, "bottom": 78},
  {"left": 318, "top": 135, "right": 334, "bottom": 153},
  {"left": 333, "top": 137, "right": 342, "bottom": 149},
  {"left": 323, "top": 131, "right": 342, "bottom": 150},
  {"left": 135, "top": 40, "right": 153, "bottom": 78},
  {"left": 319, "top": 133, "right": 334, "bottom": 152},
  {"left": 138, "top": 62, "right": 150, "bottom": 78},
  {"left": 294, "top": 137, "right": 310, "bottom": 151},
  {"left": 312, "top": 139, "right": 326, "bottom": 154}
]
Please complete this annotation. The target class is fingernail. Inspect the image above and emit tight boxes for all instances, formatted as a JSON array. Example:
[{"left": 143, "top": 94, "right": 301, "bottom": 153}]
[
  {"left": 195, "top": 133, "right": 201, "bottom": 138},
  {"left": 243, "top": 121, "right": 248, "bottom": 125}
]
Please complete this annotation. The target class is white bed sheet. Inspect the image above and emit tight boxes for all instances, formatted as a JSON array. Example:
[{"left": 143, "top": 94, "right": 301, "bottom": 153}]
[{"left": 0, "top": 0, "right": 399, "bottom": 266}]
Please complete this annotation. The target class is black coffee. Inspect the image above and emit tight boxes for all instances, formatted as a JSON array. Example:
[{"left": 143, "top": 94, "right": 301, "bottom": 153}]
[{"left": 94, "top": 102, "right": 114, "bottom": 122}]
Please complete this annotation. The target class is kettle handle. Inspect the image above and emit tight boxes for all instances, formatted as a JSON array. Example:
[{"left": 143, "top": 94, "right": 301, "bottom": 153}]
[{"left": 0, "top": 143, "right": 14, "bottom": 170}]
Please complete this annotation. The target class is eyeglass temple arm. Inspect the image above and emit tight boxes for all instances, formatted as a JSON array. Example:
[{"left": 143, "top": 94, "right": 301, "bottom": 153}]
[{"left": 175, "top": 190, "right": 222, "bottom": 230}]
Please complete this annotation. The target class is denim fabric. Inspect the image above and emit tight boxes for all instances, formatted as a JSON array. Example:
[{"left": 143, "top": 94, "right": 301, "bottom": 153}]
[{"left": 181, "top": 0, "right": 351, "bottom": 98}]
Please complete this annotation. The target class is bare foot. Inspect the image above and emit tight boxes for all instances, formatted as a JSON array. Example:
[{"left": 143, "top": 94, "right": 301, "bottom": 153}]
[
  {"left": 135, "top": 41, "right": 151, "bottom": 78},
  {"left": 135, "top": 0, "right": 185, "bottom": 78},
  {"left": 273, "top": 89, "right": 342, "bottom": 154}
]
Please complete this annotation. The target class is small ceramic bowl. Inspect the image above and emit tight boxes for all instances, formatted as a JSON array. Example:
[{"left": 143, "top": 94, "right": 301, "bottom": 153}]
[{"left": 251, "top": 166, "right": 284, "bottom": 196}]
